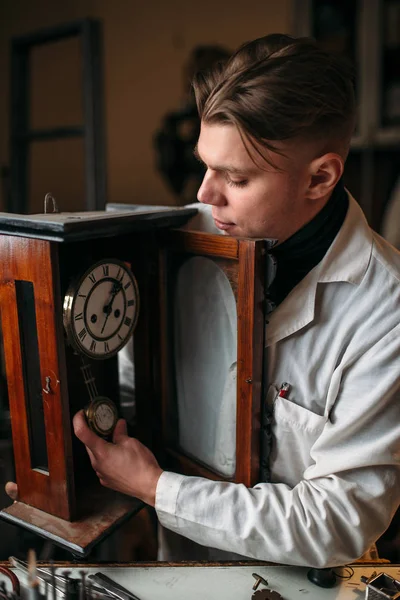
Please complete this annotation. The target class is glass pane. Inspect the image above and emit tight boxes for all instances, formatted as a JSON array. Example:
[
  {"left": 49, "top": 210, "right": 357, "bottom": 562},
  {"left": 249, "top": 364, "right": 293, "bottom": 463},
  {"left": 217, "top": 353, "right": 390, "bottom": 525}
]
[
  {"left": 15, "top": 281, "right": 48, "bottom": 472},
  {"left": 118, "top": 337, "right": 136, "bottom": 427},
  {"left": 173, "top": 256, "right": 237, "bottom": 477}
]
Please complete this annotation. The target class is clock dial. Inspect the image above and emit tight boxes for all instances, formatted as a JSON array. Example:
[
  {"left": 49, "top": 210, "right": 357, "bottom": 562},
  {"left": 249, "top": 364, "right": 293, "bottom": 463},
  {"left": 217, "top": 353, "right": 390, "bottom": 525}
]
[
  {"left": 63, "top": 259, "right": 139, "bottom": 359},
  {"left": 95, "top": 402, "right": 115, "bottom": 430}
]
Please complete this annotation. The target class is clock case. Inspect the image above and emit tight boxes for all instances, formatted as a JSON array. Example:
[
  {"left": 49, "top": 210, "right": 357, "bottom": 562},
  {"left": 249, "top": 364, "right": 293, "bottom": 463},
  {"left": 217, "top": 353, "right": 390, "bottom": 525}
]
[
  {"left": 0, "top": 205, "right": 274, "bottom": 556},
  {"left": 0, "top": 207, "right": 197, "bottom": 556},
  {"left": 107, "top": 203, "right": 275, "bottom": 490},
  {"left": 154, "top": 228, "right": 273, "bottom": 487}
]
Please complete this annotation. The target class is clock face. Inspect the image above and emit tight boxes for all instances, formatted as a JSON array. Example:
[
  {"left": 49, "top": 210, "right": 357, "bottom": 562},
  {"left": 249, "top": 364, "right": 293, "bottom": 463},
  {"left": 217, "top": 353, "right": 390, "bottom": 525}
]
[
  {"left": 94, "top": 402, "right": 115, "bottom": 431},
  {"left": 63, "top": 258, "right": 139, "bottom": 359}
]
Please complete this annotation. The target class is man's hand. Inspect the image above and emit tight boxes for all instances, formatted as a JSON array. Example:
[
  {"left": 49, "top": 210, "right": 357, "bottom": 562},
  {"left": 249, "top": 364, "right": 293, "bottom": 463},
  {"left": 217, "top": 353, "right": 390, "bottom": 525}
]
[{"left": 73, "top": 410, "right": 163, "bottom": 507}]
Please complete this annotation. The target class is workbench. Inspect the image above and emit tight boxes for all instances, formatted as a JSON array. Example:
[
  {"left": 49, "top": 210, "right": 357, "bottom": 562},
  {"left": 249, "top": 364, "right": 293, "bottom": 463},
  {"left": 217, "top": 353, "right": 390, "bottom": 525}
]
[{"left": 2, "top": 561, "right": 400, "bottom": 599}]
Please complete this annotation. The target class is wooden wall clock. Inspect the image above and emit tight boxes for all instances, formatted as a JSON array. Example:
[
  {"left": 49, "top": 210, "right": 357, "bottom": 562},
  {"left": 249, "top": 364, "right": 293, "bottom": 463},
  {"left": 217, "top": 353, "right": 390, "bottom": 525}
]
[
  {"left": 106, "top": 203, "right": 276, "bottom": 493},
  {"left": 0, "top": 205, "right": 196, "bottom": 556}
]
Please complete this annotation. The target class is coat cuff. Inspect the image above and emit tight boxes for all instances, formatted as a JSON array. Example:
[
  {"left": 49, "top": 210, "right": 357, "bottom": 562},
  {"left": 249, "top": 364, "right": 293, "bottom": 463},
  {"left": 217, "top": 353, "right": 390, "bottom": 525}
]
[{"left": 155, "top": 471, "right": 186, "bottom": 529}]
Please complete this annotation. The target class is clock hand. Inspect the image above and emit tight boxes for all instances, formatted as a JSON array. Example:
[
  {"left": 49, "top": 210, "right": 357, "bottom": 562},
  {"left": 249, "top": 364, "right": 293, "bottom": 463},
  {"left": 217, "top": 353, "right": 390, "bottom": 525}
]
[{"left": 101, "top": 281, "right": 122, "bottom": 335}]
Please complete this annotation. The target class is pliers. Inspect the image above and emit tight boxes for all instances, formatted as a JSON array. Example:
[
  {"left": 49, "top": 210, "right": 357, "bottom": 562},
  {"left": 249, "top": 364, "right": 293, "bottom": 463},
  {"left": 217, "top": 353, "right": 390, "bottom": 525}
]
[{"left": 0, "top": 566, "right": 20, "bottom": 596}]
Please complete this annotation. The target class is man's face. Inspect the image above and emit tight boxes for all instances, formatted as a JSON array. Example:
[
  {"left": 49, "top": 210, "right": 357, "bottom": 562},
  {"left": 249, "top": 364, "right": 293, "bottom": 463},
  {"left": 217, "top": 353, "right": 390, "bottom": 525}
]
[{"left": 196, "top": 122, "right": 315, "bottom": 243}]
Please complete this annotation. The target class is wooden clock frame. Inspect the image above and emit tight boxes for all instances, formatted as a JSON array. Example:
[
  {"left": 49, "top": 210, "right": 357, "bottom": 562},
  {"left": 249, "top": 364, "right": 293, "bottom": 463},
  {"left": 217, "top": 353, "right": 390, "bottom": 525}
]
[
  {"left": 0, "top": 208, "right": 196, "bottom": 556},
  {"left": 0, "top": 210, "right": 270, "bottom": 555},
  {"left": 151, "top": 229, "right": 269, "bottom": 488}
]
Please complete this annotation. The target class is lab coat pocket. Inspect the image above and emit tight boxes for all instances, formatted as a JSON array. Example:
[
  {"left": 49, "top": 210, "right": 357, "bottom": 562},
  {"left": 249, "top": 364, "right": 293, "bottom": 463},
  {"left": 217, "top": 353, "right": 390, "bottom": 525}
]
[{"left": 271, "top": 394, "right": 327, "bottom": 485}]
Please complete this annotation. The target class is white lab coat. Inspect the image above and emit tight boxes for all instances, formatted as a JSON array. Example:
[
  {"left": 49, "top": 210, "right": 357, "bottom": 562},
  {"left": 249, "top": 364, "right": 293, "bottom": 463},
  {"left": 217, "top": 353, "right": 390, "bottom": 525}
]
[
  {"left": 155, "top": 194, "right": 400, "bottom": 567},
  {"left": 382, "top": 175, "right": 400, "bottom": 249}
]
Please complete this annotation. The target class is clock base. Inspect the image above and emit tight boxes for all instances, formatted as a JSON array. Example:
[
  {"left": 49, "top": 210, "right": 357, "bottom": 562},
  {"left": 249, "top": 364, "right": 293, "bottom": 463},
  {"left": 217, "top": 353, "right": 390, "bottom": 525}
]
[{"left": 0, "top": 489, "right": 144, "bottom": 557}]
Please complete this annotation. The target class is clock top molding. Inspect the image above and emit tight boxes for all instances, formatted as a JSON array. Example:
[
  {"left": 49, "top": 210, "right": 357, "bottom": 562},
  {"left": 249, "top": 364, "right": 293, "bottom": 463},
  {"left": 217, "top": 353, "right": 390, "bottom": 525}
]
[{"left": 0, "top": 206, "right": 198, "bottom": 242}]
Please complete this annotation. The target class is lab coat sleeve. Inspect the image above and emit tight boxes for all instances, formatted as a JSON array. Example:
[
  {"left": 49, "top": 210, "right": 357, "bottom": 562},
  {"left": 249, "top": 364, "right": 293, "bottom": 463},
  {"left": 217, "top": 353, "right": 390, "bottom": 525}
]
[{"left": 155, "top": 324, "right": 400, "bottom": 567}]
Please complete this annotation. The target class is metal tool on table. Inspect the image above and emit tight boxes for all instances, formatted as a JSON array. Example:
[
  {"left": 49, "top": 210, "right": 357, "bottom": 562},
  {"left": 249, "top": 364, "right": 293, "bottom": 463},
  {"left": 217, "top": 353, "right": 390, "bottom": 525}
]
[
  {"left": 9, "top": 557, "right": 115, "bottom": 600},
  {"left": 251, "top": 572, "right": 283, "bottom": 600},
  {"left": 361, "top": 571, "right": 400, "bottom": 599},
  {"left": 0, "top": 565, "right": 20, "bottom": 596},
  {"left": 252, "top": 589, "right": 283, "bottom": 600},
  {"left": 88, "top": 573, "right": 142, "bottom": 600},
  {"left": 9, "top": 556, "right": 66, "bottom": 598}
]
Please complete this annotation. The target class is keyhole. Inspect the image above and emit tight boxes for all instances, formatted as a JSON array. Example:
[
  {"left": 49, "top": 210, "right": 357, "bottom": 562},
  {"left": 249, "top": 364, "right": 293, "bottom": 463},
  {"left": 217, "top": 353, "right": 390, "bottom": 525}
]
[{"left": 43, "top": 376, "right": 51, "bottom": 394}]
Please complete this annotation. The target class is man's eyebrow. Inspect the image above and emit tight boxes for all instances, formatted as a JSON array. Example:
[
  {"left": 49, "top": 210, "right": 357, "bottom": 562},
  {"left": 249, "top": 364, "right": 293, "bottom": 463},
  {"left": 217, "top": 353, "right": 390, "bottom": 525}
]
[{"left": 193, "top": 145, "right": 250, "bottom": 175}]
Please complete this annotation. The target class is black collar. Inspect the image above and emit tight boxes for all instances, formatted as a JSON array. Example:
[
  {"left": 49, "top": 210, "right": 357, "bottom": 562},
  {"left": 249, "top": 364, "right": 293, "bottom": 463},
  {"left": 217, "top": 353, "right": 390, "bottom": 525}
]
[{"left": 269, "top": 180, "right": 349, "bottom": 307}]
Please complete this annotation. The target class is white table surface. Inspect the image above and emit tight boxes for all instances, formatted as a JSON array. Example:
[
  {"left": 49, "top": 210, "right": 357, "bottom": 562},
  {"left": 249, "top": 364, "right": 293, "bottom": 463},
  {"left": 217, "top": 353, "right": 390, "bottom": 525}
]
[{"left": 3, "top": 563, "right": 400, "bottom": 600}]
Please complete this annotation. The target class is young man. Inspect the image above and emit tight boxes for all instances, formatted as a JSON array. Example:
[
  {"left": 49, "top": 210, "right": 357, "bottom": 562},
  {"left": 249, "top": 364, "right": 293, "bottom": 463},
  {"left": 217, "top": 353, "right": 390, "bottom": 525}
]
[{"left": 10, "top": 33, "right": 400, "bottom": 567}]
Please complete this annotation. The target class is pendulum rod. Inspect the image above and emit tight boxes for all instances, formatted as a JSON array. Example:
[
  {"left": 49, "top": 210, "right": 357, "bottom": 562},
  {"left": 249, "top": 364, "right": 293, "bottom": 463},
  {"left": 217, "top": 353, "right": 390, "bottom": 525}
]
[{"left": 80, "top": 357, "right": 98, "bottom": 402}]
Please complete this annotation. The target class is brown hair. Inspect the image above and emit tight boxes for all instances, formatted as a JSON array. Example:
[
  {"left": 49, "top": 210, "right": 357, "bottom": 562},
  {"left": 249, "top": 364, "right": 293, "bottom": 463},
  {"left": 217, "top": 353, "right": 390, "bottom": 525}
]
[{"left": 192, "top": 33, "right": 356, "bottom": 163}]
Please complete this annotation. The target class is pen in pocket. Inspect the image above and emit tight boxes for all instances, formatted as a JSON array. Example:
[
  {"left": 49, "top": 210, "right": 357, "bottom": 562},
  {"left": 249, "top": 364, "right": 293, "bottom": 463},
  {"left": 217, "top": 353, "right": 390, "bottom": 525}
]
[{"left": 278, "top": 382, "right": 291, "bottom": 399}]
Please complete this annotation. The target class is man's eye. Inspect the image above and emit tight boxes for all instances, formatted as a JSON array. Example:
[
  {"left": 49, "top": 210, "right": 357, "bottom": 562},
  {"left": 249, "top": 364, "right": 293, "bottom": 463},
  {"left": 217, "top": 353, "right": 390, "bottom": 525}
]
[{"left": 226, "top": 177, "right": 248, "bottom": 188}]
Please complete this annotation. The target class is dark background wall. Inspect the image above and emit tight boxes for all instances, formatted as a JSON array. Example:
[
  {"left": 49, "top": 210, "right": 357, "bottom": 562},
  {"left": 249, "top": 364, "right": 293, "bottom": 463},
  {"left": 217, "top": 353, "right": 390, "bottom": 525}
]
[{"left": 0, "top": 0, "right": 291, "bottom": 213}]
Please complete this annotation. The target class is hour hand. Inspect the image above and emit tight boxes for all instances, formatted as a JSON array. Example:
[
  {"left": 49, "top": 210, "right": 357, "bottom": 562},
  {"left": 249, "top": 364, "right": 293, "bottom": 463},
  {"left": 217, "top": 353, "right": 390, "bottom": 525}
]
[
  {"left": 101, "top": 281, "right": 122, "bottom": 333},
  {"left": 107, "top": 280, "right": 122, "bottom": 307}
]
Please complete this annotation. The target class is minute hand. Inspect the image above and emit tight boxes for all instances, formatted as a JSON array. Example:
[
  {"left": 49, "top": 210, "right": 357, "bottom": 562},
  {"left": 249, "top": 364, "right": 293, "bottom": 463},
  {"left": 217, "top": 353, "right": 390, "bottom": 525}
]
[{"left": 101, "top": 281, "right": 122, "bottom": 335}]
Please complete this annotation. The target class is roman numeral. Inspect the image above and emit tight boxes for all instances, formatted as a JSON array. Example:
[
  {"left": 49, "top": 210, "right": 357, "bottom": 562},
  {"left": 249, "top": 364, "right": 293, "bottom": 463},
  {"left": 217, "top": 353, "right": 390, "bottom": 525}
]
[
  {"left": 74, "top": 312, "right": 83, "bottom": 321},
  {"left": 116, "top": 268, "right": 124, "bottom": 281},
  {"left": 104, "top": 341, "right": 110, "bottom": 353},
  {"left": 124, "top": 317, "right": 132, "bottom": 327},
  {"left": 127, "top": 299, "right": 135, "bottom": 307},
  {"left": 78, "top": 328, "right": 87, "bottom": 341},
  {"left": 102, "top": 265, "right": 109, "bottom": 276},
  {"left": 78, "top": 294, "right": 87, "bottom": 299},
  {"left": 90, "top": 340, "right": 97, "bottom": 352},
  {"left": 89, "top": 272, "right": 96, "bottom": 284},
  {"left": 124, "top": 281, "right": 131, "bottom": 290}
]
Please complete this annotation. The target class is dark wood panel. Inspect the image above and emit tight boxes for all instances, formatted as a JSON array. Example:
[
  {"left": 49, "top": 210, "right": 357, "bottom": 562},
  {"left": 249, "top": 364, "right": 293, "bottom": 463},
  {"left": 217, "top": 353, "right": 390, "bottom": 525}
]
[
  {"left": 131, "top": 234, "right": 160, "bottom": 449},
  {"left": 236, "top": 241, "right": 265, "bottom": 486}
]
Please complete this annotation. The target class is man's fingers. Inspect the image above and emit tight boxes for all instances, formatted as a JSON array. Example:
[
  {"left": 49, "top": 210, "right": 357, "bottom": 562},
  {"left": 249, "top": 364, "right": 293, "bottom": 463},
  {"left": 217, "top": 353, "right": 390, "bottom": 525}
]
[
  {"left": 113, "top": 418, "right": 128, "bottom": 443},
  {"left": 73, "top": 410, "right": 108, "bottom": 456},
  {"left": 5, "top": 482, "right": 18, "bottom": 501}
]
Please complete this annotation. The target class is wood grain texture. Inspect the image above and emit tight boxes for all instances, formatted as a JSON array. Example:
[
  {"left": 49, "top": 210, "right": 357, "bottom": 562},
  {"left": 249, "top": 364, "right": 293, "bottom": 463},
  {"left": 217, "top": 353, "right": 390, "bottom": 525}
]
[
  {"left": 0, "top": 491, "right": 143, "bottom": 556},
  {"left": 0, "top": 235, "right": 74, "bottom": 520},
  {"left": 160, "top": 230, "right": 239, "bottom": 259},
  {"left": 236, "top": 240, "right": 266, "bottom": 486}
]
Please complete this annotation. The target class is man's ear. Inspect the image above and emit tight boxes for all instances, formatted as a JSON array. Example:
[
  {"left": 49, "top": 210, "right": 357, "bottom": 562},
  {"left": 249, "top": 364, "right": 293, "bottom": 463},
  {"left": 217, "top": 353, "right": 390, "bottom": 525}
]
[{"left": 307, "top": 153, "right": 344, "bottom": 200}]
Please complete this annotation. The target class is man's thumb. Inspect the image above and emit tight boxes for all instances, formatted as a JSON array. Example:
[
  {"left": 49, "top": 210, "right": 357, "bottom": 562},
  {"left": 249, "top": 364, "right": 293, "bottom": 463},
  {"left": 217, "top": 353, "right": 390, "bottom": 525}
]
[
  {"left": 5, "top": 481, "right": 18, "bottom": 501},
  {"left": 113, "top": 418, "right": 128, "bottom": 443}
]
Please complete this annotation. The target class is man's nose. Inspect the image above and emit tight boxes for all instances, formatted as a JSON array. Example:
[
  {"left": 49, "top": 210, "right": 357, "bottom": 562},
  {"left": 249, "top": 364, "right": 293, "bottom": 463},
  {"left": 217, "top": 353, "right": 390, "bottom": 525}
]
[{"left": 197, "top": 171, "right": 225, "bottom": 206}]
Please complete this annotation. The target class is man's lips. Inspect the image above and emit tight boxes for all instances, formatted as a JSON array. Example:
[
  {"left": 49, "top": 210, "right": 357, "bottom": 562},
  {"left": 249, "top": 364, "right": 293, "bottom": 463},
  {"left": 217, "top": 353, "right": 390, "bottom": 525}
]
[{"left": 213, "top": 218, "right": 235, "bottom": 230}]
